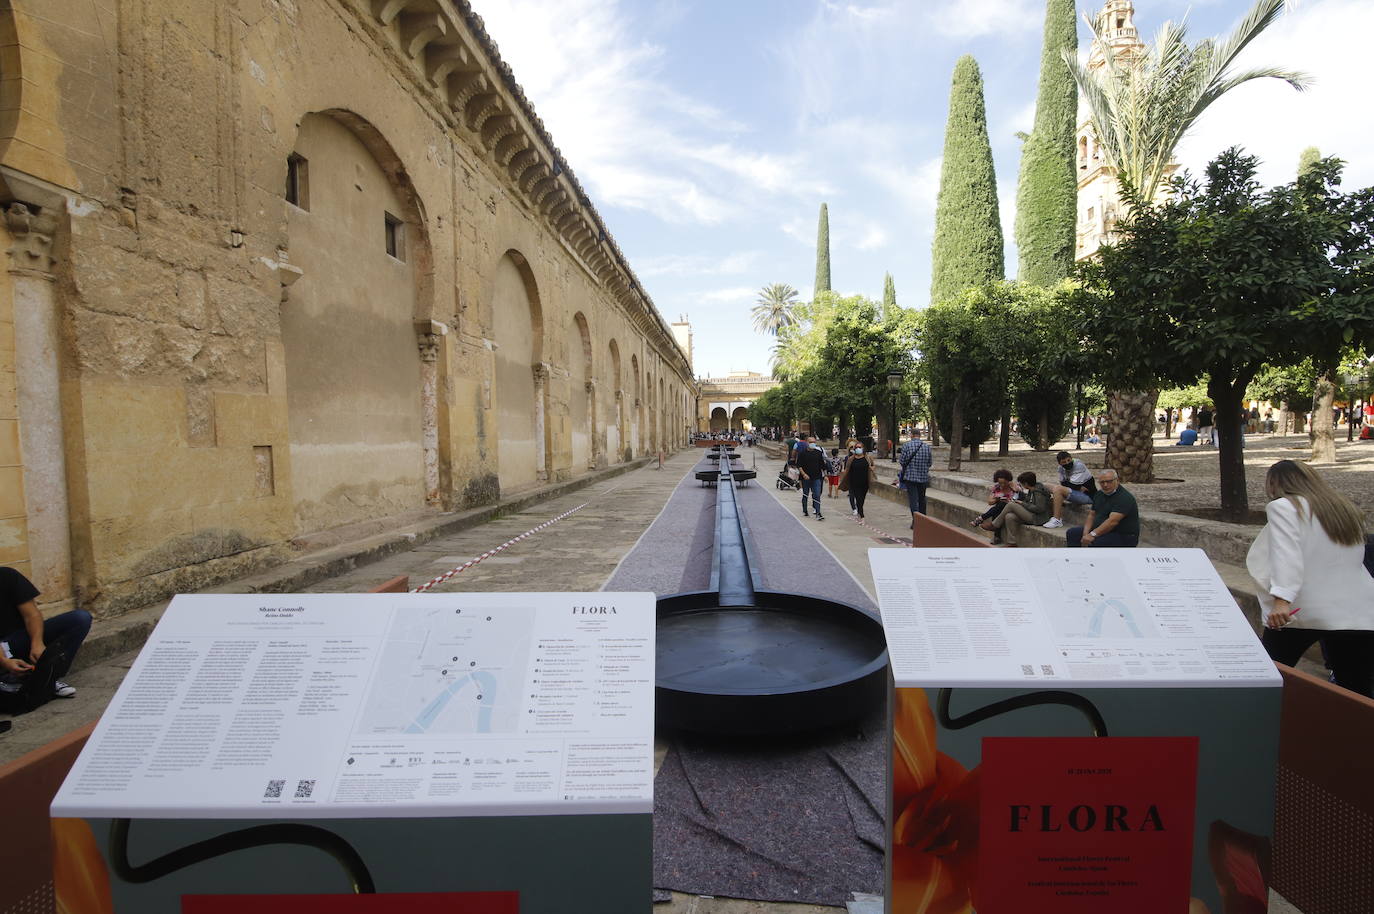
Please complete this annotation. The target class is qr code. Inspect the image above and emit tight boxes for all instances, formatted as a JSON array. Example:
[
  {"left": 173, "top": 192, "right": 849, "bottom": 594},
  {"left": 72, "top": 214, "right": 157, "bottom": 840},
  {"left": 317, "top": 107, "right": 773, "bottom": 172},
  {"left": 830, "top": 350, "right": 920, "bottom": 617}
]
[
  {"left": 294, "top": 779, "right": 316, "bottom": 798},
  {"left": 1041, "top": 664, "right": 1056, "bottom": 676},
  {"left": 1020, "top": 664, "right": 1035, "bottom": 676},
  {"left": 264, "top": 779, "right": 285, "bottom": 798}
]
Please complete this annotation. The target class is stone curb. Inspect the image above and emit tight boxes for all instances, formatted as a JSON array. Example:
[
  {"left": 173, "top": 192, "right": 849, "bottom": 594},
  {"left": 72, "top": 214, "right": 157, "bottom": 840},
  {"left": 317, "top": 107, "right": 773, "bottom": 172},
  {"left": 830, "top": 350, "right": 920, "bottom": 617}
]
[{"left": 68, "top": 456, "right": 658, "bottom": 673}]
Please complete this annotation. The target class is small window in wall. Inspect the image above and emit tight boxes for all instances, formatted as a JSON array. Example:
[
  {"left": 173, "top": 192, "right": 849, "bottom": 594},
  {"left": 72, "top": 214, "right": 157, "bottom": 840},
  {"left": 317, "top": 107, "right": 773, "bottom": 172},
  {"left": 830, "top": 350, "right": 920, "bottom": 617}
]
[
  {"left": 384, "top": 212, "right": 405, "bottom": 261},
  {"left": 1087, "top": 206, "right": 1095, "bottom": 222},
  {"left": 285, "top": 154, "right": 309, "bottom": 210}
]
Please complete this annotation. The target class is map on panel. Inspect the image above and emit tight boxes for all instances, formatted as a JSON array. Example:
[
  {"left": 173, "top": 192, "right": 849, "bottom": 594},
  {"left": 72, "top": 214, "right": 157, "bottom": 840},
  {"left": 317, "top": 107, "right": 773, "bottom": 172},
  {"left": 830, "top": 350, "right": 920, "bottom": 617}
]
[
  {"left": 355, "top": 605, "right": 535, "bottom": 735},
  {"left": 1031, "top": 554, "right": 1158, "bottom": 640}
]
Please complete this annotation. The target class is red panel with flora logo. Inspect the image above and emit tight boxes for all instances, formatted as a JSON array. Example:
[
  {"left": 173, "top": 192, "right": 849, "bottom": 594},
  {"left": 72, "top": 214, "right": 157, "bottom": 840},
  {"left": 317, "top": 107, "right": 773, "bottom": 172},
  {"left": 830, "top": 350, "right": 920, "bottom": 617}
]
[{"left": 977, "top": 736, "right": 1198, "bottom": 914}]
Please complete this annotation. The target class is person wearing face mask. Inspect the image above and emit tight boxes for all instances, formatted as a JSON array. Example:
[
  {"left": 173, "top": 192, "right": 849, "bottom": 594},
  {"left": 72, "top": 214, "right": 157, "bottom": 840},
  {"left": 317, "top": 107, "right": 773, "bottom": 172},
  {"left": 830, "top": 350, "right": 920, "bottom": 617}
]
[{"left": 840, "top": 443, "right": 875, "bottom": 519}]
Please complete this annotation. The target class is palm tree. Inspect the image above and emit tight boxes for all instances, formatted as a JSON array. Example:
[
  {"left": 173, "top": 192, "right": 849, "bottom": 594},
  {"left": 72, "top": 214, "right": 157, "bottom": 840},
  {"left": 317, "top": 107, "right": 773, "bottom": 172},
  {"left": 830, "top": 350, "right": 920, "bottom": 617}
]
[
  {"left": 1066, "top": 0, "right": 1309, "bottom": 203},
  {"left": 1063, "top": 0, "right": 1309, "bottom": 481},
  {"left": 751, "top": 283, "right": 800, "bottom": 336}
]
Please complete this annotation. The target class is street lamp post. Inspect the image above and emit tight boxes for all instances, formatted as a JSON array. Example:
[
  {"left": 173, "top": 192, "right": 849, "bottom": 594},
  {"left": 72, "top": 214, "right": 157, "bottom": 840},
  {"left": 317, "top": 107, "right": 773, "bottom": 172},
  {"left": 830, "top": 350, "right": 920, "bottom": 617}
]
[{"left": 887, "top": 370, "right": 904, "bottom": 462}]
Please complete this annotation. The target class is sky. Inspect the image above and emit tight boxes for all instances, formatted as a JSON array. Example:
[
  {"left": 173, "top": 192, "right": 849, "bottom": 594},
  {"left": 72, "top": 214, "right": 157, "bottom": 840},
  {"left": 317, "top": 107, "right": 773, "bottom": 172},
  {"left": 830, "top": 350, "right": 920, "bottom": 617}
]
[{"left": 472, "top": 0, "right": 1374, "bottom": 380}]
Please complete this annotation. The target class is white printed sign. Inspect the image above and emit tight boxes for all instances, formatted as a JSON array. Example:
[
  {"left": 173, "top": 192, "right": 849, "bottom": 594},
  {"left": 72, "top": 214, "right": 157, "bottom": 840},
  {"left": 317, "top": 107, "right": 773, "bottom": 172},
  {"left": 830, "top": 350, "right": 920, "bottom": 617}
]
[
  {"left": 870, "top": 548, "right": 1280, "bottom": 688},
  {"left": 53, "top": 592, "right": 655, "bottom": 819}
]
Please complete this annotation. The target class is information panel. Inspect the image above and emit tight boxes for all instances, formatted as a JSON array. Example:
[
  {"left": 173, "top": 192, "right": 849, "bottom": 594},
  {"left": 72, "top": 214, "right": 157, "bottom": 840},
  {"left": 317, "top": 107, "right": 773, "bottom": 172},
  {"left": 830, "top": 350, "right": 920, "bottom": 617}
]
[
  {"left": 53, "top": 592, "right": 655, "bottom": 819},
  {"left": 870, "top": 548, "right": 1279, "bottom": 688}
]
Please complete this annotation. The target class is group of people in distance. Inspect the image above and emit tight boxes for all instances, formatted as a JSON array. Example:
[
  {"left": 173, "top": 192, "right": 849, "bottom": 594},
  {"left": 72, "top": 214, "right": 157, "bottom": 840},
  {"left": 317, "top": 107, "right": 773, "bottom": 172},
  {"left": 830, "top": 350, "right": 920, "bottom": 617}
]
[{"left": 971, "top": 451, "right": 1140, "bottom": 549}]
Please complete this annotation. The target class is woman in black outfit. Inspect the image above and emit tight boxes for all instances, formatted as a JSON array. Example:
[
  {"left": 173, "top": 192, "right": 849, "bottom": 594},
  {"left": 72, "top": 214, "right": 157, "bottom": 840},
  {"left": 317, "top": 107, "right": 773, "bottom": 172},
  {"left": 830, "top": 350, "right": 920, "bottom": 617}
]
[{"left": 843, "top": 445, "right": 875, "bottom": 518}]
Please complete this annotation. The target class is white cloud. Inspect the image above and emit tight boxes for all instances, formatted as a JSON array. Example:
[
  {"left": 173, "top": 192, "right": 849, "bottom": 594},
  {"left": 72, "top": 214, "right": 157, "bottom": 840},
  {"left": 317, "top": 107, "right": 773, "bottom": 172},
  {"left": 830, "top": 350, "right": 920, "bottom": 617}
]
[
  {"left": 854, "top": 224, "right": 890, "bottom": 250},
  {"left": 926, "top": 0, "right": 1039, "bottom": 39},
  {"left": 636, "top": 251, "right": 758, "bottom": 278},
  {"left": 474, "top": 0, "right": 828, "bottom": 227},
  {"left": 699, "top": 286, "right": 758, "bottom": 303}
]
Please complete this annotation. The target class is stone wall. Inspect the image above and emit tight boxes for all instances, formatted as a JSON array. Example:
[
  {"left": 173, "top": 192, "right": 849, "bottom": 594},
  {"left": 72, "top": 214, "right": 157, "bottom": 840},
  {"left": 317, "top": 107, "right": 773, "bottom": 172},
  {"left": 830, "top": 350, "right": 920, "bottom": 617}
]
[{"left": 0, "top": 0, "right": 695, "bottom": 615}]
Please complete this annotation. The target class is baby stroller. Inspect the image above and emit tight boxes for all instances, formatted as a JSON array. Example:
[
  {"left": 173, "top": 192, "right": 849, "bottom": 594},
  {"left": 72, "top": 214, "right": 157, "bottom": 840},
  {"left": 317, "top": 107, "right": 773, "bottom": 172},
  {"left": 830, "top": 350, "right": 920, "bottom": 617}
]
[{"left": 776, "top": 464, "right": 800, "bottom": 491}]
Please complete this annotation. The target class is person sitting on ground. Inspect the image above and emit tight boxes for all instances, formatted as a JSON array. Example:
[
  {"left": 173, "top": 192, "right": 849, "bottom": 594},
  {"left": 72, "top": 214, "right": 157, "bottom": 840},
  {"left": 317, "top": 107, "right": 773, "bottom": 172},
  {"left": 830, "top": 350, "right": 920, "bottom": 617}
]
[
  {"left": 1066, "top": 469, "right": 1140, "bottom": 548},
  {"left": 1044, "top": 451, "right": 1095, "bottom": 529},
  {"left": 1176, "top": 425, "right": 1198, "bottom": 446},
  {"left": 795, "top": 436, "right": 827, "bottom": 521},
  {"left": 971, "top": 469, "right": 1019, "bottom": 539},
  {"left": 986, "top": 471, "right": 1053, "bottom": 547},
  {"left": 1, "top": 566, "right": 92, "bottom": 707}
]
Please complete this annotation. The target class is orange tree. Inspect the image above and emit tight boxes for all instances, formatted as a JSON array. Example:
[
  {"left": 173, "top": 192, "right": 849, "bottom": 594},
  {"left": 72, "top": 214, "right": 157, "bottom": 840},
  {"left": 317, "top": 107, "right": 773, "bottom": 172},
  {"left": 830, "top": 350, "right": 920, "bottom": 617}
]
[{"left": 1070, "top": 148, "right": 1374, "bottom": 520}]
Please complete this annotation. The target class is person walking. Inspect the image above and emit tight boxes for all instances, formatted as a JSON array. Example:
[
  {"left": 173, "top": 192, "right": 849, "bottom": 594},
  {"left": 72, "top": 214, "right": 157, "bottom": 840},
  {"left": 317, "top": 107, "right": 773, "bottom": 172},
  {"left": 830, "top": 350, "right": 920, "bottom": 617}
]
[
  {"left": 897, "top": 430, "right": 933, "bottom": 518},
  {"left": 841, "top": 444, "right": 875, "bottom": 519},
  {"left": 795, "top": 435, "right": 826, "bottom": 521},
  {"left": 1247, "top": 460, "right": 1374, "bottom": 697},
  {"left": 987, "top": 471, "right": 1053, "bottom": 546}
]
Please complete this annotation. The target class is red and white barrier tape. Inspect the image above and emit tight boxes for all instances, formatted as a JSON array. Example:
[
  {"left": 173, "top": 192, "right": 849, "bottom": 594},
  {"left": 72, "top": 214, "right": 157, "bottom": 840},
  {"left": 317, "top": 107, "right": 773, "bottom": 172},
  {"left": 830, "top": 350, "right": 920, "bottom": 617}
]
[
  {"left": 853, "top": 512, "right": 907, "bottom": 543},
  {"left": 411, "top": 503, "right": 590, "bottom": 592}
]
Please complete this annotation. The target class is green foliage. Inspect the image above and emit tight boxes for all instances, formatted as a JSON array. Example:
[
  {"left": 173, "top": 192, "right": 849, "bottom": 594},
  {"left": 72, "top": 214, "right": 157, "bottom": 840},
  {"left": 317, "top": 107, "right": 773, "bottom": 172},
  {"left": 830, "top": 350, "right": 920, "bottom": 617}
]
[
  {"left": 1065, "top": 0, "right": 1309, "bottom": 206},
  {"left": 761, "top": 294, "right": 918, "bottom": 433},
  {"left": 1071, "top": 148, "right": 1374, "bottom": 515},
  {"left": 748, "top": 385, "right": 794, "bottom": 430},
  {"left": 1015, "top": 385, "right": 1073, "bottom": 450},
  {"left": 1157, "top": 382, "right": 1213, "bottom": 410},
  {"left": 815, "top": 203, "right": 831, "bottom": 294},
  {"left": 751, "top": 283, "right": 800, "bottom": 336},
  {"left": 930, "top": 56, "right": 1004, "bottom": 305},
  {"left": 1246, "top": 363, "right": 1311, "bottom": 406},
  {"left": 1015, "top": 0, "right": 1078, "bottom": 287},
  {"left": 882, "top": 272, "right": 896, "bottom": 316}
]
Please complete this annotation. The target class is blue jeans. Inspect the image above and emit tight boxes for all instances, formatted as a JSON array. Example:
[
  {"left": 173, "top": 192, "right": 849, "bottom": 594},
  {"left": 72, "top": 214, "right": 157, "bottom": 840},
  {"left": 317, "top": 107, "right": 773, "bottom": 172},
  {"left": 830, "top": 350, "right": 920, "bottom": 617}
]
[
  {"left": 1066, "top": 527, "right": 1138, "bottom": 548},
  {"left": 905, "top": 481, "right": 928, "bottom": 515},
  {"left": 801, "top": 477, "right": 823, "bottom": 515},
  {"left": 1, "top": 609, "right": 92, "bottom": 682}
]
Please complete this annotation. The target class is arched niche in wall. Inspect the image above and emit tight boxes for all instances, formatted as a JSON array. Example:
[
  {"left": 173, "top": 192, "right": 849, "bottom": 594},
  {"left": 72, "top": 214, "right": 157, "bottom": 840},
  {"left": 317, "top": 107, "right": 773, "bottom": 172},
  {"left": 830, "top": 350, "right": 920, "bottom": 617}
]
[
  {"left": 606, "top": 338, "right": 623, "bottom": 462},
  {"left": 630, "top": 354, "right": 641, "bottom": 457},
  {"left": 709, "top": 407, "right": 728, "bottom": 432},
  {"left": 280, "top": 110, "right": 435, "bottom": 535},
  {"left": 570, "top": 312, "right": 594, "bottom": 471},
  {"left": 490, "top": 249, "right": 546, "bottom": 492}
]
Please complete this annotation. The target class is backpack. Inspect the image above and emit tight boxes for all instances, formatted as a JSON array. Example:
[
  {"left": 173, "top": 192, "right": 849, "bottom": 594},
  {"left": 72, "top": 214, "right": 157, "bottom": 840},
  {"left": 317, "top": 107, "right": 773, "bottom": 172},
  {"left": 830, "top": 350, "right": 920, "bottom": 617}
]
[{"left": 0, "top": 643, "right": 67, "bottom": 715}]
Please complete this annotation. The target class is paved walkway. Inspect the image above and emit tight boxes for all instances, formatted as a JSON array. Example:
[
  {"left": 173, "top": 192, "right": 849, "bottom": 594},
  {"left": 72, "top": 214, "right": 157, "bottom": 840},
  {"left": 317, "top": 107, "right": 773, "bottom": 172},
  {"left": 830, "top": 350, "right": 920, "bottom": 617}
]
[{"left": 0, "top": 444, "right": 1308, "bottom": 912}]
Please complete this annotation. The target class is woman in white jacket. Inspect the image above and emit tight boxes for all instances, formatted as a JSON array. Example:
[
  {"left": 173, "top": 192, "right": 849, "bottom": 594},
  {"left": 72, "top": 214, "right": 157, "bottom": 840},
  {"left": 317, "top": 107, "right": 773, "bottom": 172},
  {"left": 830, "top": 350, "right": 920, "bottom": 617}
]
[{"left": 1246, "top": 459, "right": 1374, "bottom": 697}]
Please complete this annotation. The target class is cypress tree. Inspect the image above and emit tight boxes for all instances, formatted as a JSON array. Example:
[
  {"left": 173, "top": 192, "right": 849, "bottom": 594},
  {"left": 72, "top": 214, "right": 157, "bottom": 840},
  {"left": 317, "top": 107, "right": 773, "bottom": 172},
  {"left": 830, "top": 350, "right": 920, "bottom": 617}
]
[
  {"left": 931, "top": 55, "right": 1004, "bottom": 305},
  {"left": 882, "top": 272, "right": 896, "bottom": 314},
  {"left": 814, "top": 203, "right": 831, "bottom": 294},
  {"left": 1015, "top": 0, "right": 1078, "bottom": 286}
]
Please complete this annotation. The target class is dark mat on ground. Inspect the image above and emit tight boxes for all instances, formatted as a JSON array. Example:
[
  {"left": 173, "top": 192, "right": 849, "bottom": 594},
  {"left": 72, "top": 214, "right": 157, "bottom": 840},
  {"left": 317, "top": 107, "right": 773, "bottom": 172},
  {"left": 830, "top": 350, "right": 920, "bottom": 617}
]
[
  {"left": 653, "top": 716, "right": 886, "bottom": 907},
  {"left": 606, "top": 466, "right": 886, "bottom": 905}
]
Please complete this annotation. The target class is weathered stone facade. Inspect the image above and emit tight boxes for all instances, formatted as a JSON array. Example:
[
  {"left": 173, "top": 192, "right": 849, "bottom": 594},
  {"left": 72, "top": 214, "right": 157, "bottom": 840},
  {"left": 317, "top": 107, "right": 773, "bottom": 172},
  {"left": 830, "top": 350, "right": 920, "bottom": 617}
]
[
  {"left": 0, "top": 0, "right": 695, "bottom": 615},
  {"left": 696, "top": 371, "right": 777, "bottom": 432}
]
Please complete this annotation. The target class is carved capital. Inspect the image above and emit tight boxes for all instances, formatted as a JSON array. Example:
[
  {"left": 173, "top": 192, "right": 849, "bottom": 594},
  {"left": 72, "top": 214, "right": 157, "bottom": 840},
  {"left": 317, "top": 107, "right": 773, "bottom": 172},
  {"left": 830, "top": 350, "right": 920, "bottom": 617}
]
[
  {"left": 532, "top": 362, "right": 550, "bottom": 385},
  {"left": 415, "top": 319, "right": 449, "bottom": 363},
  {"left": 4, "top": 203, "right": 59, "bottom": 275}
]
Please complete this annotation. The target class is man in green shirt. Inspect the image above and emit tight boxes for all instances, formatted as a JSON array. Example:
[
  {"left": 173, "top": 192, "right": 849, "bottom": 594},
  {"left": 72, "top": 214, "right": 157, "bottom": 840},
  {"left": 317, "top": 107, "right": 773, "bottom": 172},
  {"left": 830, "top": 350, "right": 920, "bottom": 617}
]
[{"left": 1066, "top": 469, "right": 1140, "bottom": 548}]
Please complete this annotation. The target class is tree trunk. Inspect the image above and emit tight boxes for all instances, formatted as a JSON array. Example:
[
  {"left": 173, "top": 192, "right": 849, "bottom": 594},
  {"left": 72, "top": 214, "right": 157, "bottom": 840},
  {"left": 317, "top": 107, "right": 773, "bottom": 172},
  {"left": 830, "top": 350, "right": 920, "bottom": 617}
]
[
  {"left": 1277, "top": 402, "right": 1291, "bottom": 435},
  {"left": 1164, "top": 407, "right": 1174, "bottom": 440},
  {"left": 1038, "top": 403, "right": 1050, "bottom": 450},
  {"left": 1311, "top": 369, "right": 1337, "bottom": 464},
  {"left": 837, "top": 421, "right": 851, "bottom": 445},
  {"left": 998, "top": 407, "right": 1011, "bottom": 456},
  {"left": 1209, "top": 380, "right": 1250, "bottom": 522},
  {"left": 1104, "top": 389, "right": 1158, "bottom": 483},
  {"left": 929, "top": 411, "right": 941, "bottom": 447},
  {"left": 947, "top": 390, "right": 964, "bottom": 471}
]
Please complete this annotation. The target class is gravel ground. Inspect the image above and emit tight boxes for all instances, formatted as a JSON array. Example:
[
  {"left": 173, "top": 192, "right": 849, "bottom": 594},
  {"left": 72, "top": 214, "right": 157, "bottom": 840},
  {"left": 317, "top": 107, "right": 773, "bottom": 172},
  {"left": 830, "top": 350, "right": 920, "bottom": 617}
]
[{"left": 832, "top": 433, "right": 1374, "bottom": 523}]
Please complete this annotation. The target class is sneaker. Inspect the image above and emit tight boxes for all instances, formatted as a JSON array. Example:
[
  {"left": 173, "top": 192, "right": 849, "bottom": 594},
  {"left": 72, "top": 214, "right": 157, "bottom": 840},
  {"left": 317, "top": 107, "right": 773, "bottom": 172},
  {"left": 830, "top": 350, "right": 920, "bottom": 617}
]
[
  {"left": 1044, "top": 517, "right": 1064, "bottom": 529},
  {"left": 969, "top": 516, "right": 982, "bottom": 527},
  {"left": 0, "top": 681, "right": 20, "bottom": 694},
  {"left": 816, "top": 513, "right": 825, "bottom": 521},
  {"left": 853, "top": 508, "right": 859, "bottom": 516},
  {"left": 53, "top": 680, "right": 76, "bottom": 698}
]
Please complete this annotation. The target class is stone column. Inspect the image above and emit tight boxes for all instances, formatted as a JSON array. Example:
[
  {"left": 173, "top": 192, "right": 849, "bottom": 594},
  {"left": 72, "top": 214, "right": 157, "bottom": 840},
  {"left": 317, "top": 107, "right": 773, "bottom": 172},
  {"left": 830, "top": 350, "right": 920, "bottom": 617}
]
[
  {"left": 415, "top": 320, "right": 448, "bottom": 505},
  {"left": 533, "top": 362, "right": 550, "bottom": 482},
  {"left": 5, "top": 201, "right": 73, "bottom": 602},
  {"left": 585, "top": 378, "right": 599, "bottom": 469}
]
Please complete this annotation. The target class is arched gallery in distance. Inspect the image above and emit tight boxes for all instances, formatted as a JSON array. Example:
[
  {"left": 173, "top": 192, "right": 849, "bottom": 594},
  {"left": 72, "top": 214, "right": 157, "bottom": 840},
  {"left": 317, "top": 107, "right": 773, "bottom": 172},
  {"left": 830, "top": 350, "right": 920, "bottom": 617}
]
[{"left": 0, "top": 0, "right": 696, "bottom": 616}]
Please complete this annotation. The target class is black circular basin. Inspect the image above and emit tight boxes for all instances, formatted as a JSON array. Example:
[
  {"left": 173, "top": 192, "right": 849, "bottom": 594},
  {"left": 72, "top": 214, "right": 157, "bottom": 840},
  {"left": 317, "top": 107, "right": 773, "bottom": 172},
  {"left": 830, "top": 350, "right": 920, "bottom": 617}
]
[{"left": 655, "top": 590, "right": 888, "bottom": 735}]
